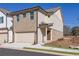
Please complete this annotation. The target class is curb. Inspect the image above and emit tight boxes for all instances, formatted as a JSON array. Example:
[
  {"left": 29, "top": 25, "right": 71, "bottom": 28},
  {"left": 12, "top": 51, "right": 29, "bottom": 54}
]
[{"left": 19, "top": 48, "right": 73, "bottom": 56}]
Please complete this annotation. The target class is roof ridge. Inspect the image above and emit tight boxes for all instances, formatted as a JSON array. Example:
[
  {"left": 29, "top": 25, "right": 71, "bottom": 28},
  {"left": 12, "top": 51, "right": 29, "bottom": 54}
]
[{"left": 46, "top": 7, "right": 61, "bottom": 12}]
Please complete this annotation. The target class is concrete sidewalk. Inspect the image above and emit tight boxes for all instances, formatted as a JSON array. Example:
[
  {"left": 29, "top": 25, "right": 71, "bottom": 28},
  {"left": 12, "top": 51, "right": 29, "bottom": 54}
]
[{"left": 0, "top": 43, "right": 32, "bottom": 49}]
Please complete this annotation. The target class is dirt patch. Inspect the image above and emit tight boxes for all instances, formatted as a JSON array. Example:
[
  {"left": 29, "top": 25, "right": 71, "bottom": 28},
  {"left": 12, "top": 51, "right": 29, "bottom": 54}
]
[{"left": 45, "top": 36, "right": 79, "bottom": 48}]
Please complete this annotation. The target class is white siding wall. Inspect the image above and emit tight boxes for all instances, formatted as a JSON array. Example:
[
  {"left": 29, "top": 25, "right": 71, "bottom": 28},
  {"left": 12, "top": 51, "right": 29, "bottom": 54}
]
[
  {"left": 0, "top": 11, "right": 7, "bottom": 43},
  {"left": 49, "top": 10, "right": 63, "bottom": 32},
  {"left": 37, "top": 28, "right": 43, "bottom": 44},
  {"left": 8, "top": 30, "right": 13, "bottom": 42},
  {"left": 7, "top": 17, "right": 13, "bottom": 29},
  {"left": 0, "top": 12, "right": 13, "bottom": 29},
  {"left": 0, "top": 11, "right": 6, "bottom": 28},
  {"left": 38, "top": 12, "right": 47, "bottom": 27},
  {"left": 0, "top": 11, "right": 13, "bottom": 43},
  {"left": 7, "top": 16, "right": 13, "bottom": 43},
  {"left": 37, "top": 12, "right": 47, "bottom": 44},
  {"left": 37, "top": 10, "right": 63, "bottom": 42},
  {"left": 38, "top": 9, "right": 63, "bottom": 32}
]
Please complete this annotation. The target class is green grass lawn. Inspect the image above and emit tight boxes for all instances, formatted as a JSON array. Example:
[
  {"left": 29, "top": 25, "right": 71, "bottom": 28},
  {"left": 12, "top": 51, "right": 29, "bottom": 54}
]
[{"left": 44, "top": 44, "right": 79, "bottom": 50}]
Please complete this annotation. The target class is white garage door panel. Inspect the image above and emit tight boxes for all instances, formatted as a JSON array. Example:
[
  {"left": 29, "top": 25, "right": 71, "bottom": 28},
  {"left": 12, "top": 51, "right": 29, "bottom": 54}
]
[
  {"left": 0, "top": 34, "right": 7, "bottom": 43},
  {"left": 15, "top": 33, "right": 35, "bottom": 44}
]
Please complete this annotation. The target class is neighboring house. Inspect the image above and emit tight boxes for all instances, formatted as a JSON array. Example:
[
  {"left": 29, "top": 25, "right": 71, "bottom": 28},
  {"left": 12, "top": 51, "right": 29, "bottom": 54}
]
[
  {"left": 0, "top": 6, "right": 63, "bottom": 45},
  {"left": 9, "top": 6, "right": 64, "bottom": 45},
  {"left": 0, "top": 8, "right": 13, "bottom": 43}
]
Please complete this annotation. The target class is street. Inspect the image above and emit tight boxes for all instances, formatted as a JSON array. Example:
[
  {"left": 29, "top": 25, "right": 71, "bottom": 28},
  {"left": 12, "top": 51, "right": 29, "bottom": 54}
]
[{"left": 0, "top": 48, "right": 58, "bottom": 56}]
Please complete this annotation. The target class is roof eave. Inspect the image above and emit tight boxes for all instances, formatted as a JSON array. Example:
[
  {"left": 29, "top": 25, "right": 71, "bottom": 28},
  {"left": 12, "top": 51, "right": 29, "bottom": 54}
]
[{"left": 8, "top": 6, "right": 51, "bottom": 16}]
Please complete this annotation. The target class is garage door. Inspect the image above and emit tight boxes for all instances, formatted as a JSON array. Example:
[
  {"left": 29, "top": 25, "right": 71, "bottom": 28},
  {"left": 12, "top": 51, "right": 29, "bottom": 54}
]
[
  {"left": 0, "top": 34, "right": 7, "bottom": 43},
  {"left": 15, "top": 33, "right": 35, "bottom": 44}
]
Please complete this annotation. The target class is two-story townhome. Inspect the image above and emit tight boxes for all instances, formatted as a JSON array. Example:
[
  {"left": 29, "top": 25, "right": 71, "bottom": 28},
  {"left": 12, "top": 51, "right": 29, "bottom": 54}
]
[
  {"left": 0, "top": 8, "right": 13, "bottom": 43},
  {"left": 8, "top": 6, "right": 63, "bottom": 45}
]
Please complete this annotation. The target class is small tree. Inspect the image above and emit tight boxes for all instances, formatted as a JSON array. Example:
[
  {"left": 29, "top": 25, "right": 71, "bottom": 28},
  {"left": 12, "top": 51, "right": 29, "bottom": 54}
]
[
  {"left": 63, "top": 25, "right": 71, "bottom": 36},
  {"left": 71, "top": 26, "right": 79, "bottom": 36}
]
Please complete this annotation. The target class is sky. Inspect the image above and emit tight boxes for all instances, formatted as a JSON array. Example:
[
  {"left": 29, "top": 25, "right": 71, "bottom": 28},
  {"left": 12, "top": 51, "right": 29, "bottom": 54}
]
[{"left": 0, "top": 3, "right": 79, "bottom": 28}]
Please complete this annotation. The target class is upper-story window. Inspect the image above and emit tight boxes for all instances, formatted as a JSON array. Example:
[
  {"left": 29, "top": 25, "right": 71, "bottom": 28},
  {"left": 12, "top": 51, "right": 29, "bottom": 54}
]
[
  {"left": 23, "top": 13, "right": 26, "bottom": 17},
  {"left": 30, "top": 11, "right": 34, "bottom": 20},
  {"left": 16, "top": 14, "right": 19, "bottom": 22},
  {"left": 0, "top": 17, "right": 3, "bottom": 24}
]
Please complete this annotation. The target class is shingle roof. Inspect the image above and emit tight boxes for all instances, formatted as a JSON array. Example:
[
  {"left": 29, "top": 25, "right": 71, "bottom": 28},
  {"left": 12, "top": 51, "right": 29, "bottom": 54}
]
[{"left": 0, "top": 8, "right": 11, "bottom": 15}]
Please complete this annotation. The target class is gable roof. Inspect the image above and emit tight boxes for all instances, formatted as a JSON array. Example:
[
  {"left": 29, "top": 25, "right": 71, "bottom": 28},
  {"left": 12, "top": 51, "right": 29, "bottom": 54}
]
[
  {"left": 0, "top": 8, "right": 11, "bottom": 15},
  {"left": 46, "top": 7, "right": 60, "bottom": 13},
  {"left": 8, "top": 6, "right": 60, "bottom": 16}
]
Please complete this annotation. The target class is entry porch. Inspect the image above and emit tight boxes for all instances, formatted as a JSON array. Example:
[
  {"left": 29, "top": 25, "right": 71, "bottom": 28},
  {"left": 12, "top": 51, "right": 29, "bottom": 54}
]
[{"left": 37, "top": 23, "right": 53, "bottom": 45}]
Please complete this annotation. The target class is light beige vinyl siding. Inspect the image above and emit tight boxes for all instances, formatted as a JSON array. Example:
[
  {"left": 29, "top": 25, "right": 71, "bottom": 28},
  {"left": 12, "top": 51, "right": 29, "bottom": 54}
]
[
  {"left": 13, "top": 11, "right": 37, "bottom": 32},
  {"left": 52, "top": 29, "right": 63, "bottom": 41},
  {"left": 0, "top": 34, "right": 7, "bottom": 43}
]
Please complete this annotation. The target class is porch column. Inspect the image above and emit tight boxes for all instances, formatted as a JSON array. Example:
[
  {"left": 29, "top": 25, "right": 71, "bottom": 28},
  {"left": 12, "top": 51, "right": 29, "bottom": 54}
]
[
  {"left": 37, "top": 27, "right": 43, "bottom": 44},
  {"left": 50, "top": 29, "right": 52, "bottom": 40},
  {"left": 8, "top": 30, "right": 13, "bottom": 43},
  {"left": 44, "top": 27, "right": 47, "bottom": 43}
]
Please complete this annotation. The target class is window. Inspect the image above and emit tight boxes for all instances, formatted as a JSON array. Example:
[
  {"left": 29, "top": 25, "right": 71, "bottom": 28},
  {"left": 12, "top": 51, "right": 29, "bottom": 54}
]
[
  {"left": 23, "top": 13, "right": 26, "bottom": 17},
  {"left": 30, "top": 11, "right": 34, "bottom": 20},
  {"left": 16, "top": 14, "right": 19, "bottom": 22},
  {"left": 0, "top": 17, "right": 3, "bottom": 24}
]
